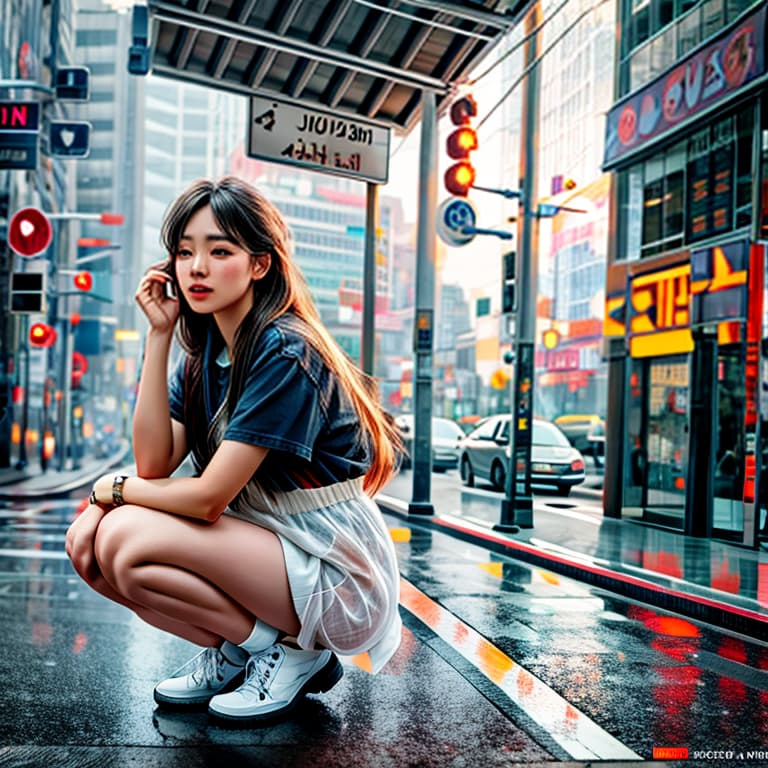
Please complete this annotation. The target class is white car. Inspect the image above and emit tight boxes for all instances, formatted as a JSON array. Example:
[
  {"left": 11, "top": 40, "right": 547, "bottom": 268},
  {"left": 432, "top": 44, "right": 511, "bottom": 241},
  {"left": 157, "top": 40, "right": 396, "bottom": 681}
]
[
  {"left": 459, "top": 415, "right": 586, "bottom": 495},
  {"left": 395, "top": 415, "right": 465, "bottom": 471}
]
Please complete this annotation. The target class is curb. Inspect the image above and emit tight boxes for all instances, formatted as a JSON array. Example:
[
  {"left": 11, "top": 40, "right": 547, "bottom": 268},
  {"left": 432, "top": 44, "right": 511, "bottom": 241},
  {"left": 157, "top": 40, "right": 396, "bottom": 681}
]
[
  {"left": 0, "top": 443, "right": 133, "bottom": 501},
  {"left": 377, "top": 495, "right": 768, "bottom": 640}
]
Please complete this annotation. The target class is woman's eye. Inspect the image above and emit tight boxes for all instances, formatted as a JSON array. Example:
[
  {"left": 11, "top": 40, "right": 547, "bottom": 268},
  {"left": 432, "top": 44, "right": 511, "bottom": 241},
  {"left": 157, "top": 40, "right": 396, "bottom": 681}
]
[
  {"left": 212, "top": 247, "right": 232, "bottom": 257},
  {"left": 176, "top": 249, "right": 193, "bottom": 259}
]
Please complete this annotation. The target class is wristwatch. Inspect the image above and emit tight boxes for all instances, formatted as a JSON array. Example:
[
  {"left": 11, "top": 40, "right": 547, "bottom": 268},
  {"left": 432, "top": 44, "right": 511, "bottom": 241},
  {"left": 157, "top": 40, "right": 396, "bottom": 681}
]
[{"left": 112, "top": 474, "right": 128, "bottom": 506}]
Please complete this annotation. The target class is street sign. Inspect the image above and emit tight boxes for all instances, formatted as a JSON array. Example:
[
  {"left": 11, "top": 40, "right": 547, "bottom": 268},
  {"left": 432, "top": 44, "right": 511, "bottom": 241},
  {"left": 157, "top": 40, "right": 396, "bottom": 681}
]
[
  {"left": 436, "top": 196, "right": 477, "bottom": 246},
  {"left": 8, "top": 207, "right": 52, "bottom": 257},
  {"left": 0, "top": 101, "right": 39, "bottom": 170},
  {"left": 50, "top": 121, "right": 91, "bottom": 157},
  {"left": 248, "top": 95, "right": 390, "bottom": 184},
  {"left": 55, "top": 67, "right": 90, "bottom": 101}
]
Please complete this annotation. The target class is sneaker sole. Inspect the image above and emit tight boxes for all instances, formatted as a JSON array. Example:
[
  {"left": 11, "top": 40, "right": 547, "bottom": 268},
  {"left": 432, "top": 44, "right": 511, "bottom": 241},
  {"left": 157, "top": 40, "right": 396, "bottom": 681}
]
[
  {"left": 207, "top": 652, "right": 344, "bottom": 726},
  {"left": 153, "top": 668, "right": 246, "bottom": 710}
]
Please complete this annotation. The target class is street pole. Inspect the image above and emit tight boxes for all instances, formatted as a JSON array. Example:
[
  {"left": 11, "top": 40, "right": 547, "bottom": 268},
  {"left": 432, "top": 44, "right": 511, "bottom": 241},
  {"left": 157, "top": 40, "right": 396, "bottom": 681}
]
[
  {"left": 362, "top": 182, "right": 378, "bottom": 377},
  {"left": 15, "top": 334, "right": 30, "bottom": 470},
  {"left": 497, "top": 1, "right": 541, "bottom": 531},
  {"left": 409, "top": 90, "right": 437, "bottom": 516}
]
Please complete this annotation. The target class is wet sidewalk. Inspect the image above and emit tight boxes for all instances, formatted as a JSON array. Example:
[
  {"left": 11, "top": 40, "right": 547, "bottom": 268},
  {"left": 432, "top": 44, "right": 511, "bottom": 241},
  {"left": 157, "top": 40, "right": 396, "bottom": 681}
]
[
  {"left": 378, "top": 471, "right": 768, "bottom": 640},
  {"left": 1, "top": 455, "right": 766, "bottom": 765}
]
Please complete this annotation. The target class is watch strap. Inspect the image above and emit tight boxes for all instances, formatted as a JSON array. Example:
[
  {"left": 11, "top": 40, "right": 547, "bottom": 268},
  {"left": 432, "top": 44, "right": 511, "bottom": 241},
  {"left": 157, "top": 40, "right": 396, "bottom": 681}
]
[{"left": 112, "top": 475, "right": 128, "bottom": 506}]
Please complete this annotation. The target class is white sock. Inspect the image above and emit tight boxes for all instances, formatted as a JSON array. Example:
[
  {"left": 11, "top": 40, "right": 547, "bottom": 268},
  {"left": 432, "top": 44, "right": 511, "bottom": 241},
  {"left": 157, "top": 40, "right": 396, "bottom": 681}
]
[{"left": 237, "top": 619, "right": 280, "bottom": 655}]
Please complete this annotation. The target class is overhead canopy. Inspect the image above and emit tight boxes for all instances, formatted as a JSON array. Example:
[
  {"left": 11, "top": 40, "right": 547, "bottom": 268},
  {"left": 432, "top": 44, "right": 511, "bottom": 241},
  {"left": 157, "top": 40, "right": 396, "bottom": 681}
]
[{"left": 147, "top": 0, "right": 526, "bottom": 135}]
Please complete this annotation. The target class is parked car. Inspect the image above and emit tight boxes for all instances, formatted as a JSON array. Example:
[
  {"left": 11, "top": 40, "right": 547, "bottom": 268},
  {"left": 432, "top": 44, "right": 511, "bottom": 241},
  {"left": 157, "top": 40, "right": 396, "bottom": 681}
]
[
  {"left": 459, "top": 415, "right": 586, "bottom": 495},
  {"left": 395, "top": 415, "right": 465, "bottom": 472}
]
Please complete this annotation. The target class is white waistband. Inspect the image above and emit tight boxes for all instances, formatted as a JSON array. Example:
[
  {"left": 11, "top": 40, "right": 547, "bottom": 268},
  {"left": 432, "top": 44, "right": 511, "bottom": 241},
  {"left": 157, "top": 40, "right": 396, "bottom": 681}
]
[{"left": 236, "top": 476, "right": 366, "bottom": 515}]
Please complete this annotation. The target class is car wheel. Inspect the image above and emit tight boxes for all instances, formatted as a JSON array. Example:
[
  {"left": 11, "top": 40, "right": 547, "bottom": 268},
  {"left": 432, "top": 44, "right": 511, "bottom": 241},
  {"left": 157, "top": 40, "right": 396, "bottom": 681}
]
[
  {"left": 490, "top": 460, "right": 506, "bottom": 491},
  {"left": 556, "top": 484, "right": 571, "bottom": 497},
  {"left": 460, "top": 455, "right": 474, "bottom": 487}
]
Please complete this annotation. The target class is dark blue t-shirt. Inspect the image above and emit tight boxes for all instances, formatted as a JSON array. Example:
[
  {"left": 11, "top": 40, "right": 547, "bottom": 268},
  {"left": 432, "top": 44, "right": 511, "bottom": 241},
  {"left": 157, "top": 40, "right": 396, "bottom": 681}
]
[{"left": 168, "top": 316, "right": 370, "bottom": 492}]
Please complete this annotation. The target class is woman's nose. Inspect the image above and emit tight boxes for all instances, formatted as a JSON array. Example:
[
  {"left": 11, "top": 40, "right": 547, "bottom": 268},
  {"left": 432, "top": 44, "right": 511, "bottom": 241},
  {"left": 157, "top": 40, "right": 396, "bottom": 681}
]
[{"left": 190, "top": 253, "right": 208, "bottom": 275}]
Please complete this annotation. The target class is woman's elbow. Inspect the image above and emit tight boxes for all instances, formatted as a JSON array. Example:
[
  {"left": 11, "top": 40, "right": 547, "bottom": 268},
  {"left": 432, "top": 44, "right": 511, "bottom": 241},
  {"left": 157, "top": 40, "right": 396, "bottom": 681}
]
[{"left": 200, "top": 495, "right": 230, "bottom": 523}]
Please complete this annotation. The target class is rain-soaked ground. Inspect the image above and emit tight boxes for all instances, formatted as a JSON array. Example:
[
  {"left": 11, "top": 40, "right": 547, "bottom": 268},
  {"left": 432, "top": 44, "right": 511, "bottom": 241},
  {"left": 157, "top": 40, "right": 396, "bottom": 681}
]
[{"left": 0, "top": 495, "right": 767, "bottom": 767}]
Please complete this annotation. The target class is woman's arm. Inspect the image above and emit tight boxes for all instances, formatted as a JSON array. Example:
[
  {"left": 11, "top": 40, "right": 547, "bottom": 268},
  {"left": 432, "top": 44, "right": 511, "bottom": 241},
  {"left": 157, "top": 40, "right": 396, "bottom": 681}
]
[
  {"left": 132, "top": 265, "right": 186, "bottom": 478},
  {"left": 93, "top": 439, "right": 267, "bottom": 522},
  {"left": 132, "top": 330, "right": 188, "bottom": 477}
]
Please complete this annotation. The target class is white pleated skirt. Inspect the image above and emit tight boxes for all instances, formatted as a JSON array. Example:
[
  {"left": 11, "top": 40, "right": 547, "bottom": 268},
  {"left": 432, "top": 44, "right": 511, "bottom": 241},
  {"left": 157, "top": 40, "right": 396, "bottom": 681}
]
[{"left": 225, "top": 477, "right": 402, "bottom": 674}]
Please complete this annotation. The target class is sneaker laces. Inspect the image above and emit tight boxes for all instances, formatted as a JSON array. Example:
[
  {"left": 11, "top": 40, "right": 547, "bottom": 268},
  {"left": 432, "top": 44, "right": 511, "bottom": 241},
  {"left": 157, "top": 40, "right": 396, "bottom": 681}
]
[
  {"left": 239, "top": 646, "right": 282, "bottom": 701},
  {"left": 190, "top": 647, "right": 228, "bottom": 687}
]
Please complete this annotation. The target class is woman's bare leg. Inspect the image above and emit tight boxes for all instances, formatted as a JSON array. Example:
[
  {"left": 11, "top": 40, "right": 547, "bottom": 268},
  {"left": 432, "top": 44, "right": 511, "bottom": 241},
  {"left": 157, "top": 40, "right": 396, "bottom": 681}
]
[
  {"left": 66, "top": 504, "right": 224, "bottom": 645},
  {"left": 93, "top": 505, "right": 300, "bottom": 646}
]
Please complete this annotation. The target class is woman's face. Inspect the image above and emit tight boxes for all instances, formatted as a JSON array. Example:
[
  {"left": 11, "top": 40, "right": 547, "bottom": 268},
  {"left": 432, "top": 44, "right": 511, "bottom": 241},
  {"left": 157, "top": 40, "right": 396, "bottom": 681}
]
[{"left": 174, "top": 204, "right": 268, "bottom": 322}]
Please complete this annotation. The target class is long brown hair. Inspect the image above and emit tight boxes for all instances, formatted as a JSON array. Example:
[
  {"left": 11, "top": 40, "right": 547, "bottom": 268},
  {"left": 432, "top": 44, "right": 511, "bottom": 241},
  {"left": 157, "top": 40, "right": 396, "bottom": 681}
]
[{"left": 160, "top": 176, "right": 401, "bottom": 494}]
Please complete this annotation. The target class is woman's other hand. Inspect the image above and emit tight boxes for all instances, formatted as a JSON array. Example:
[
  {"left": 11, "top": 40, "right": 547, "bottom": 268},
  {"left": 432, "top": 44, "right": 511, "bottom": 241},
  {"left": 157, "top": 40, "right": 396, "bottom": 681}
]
[
  {"left": 65, "top": 502, "right": 111, "bottom": 583},
  {"left": 135, "top": 263, "right": 179, "bottom": 334}
]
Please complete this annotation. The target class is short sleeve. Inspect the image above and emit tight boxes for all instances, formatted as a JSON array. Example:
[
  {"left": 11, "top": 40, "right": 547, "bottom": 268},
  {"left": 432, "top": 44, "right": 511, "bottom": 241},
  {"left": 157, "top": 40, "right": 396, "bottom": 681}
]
[
  {"left": 224, "top": 331, "right": 324, "bottom": 460},
  {"left": 168, "top": 354, "right": 186, "bottom": 422}
]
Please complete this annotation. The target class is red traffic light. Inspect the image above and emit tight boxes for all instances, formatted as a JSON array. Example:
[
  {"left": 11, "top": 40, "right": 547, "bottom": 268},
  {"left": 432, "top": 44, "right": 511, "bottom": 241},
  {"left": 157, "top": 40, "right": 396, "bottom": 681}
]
[
  {"left": 29, "top": 322, "right": 57, "bottom": 348},
  {"left": 444, "top": 162, "right": 476, "bottom": 197},
  {"left": 445, "top": 94, "right": 478, "bottom": 198},
  {"left": 73, "top": 271, "right": 93, "bottom": 291},
  {"left": 9, "top": 207, "right": 52, "bottom": 257},
  {"left": 446, "top": 126, "right": 478, "bottom": 160},
  {"left": 449, "top": 94, "right": 477, "bottom": 126}
]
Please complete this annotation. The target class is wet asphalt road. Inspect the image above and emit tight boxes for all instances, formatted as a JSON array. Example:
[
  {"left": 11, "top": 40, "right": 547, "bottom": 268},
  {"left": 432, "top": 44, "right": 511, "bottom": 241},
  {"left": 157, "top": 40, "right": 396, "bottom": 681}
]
[{"left": 0, "top": 491, "right": 767, "bottom": 767}]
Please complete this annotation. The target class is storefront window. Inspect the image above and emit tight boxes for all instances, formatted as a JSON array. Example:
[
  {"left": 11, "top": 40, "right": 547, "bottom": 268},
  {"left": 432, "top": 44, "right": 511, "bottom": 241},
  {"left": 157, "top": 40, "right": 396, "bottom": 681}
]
[
  {"left": 624, "top": 355, "right": 690, "bottom": 526},
  {"left": 617, "top": 104, "right": 754, "bottom": 260},
  {"left": 642, "top": 156, "right": 664, "bottom": 254},
  {"left": 664, "top": 142, "right": 685, "bottom": 246},
  {"left": 735, "top": 107, "right": 754, "bottom": 228},
  {"left": 713, "top": 344, "right": 745, "bottom": 533}
]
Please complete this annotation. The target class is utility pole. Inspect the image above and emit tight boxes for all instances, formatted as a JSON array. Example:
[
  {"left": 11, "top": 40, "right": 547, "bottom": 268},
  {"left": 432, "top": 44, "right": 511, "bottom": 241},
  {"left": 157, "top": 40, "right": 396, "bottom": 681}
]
[
  {"left": 497, "top": 1, "right": 542, "bottom": 531},
  {"left": 362, "top": 182, "right": 378, "bottom": 376},
  {"left": 409, "top": 91, "right": 437, "bottom": 515}
]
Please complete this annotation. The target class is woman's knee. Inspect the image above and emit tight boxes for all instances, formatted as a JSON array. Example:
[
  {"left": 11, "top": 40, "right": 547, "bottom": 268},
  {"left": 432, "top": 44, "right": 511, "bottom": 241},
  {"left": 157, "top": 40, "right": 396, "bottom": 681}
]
[{"left": 93, "top": 505, "right": 146, "bottom": 586}]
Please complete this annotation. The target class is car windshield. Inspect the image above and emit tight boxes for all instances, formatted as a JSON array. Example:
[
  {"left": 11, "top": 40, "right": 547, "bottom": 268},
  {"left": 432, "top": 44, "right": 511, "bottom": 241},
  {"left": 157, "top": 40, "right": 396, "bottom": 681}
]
[
  {"left": 432, "top": 419, "right": 464, "bottom": 439},
  {"left": 532, "top": 421, "right": 571, "bottom": 447}
]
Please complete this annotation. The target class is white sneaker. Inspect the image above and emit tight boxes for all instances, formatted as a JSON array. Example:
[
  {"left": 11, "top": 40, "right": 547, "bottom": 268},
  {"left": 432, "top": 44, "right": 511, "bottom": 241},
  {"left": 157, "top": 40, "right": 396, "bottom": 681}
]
[
  {"left": 208, "top": 643, "right": 343, "bottom": 724},
  {"left": 154, "top": 646, "right": 246, "bottom": 708}
]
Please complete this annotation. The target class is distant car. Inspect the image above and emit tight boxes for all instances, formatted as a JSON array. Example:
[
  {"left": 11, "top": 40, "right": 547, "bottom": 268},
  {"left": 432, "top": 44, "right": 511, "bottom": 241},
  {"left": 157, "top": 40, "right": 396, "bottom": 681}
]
[
  {"left": 553, "top": 413, "right": 604, "bottom": 453},
  {"left": 459, "top": 415, "right": 586, "bottom": 495},
  {"left": 395, "top": 415, "right": 464, "bottom": 472}
]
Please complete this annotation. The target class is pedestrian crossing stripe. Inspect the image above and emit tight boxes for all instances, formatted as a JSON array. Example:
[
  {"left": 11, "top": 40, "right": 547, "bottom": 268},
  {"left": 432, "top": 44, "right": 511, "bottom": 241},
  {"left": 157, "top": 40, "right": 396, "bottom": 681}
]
[{"left": 398, "top": 577, "right": 641, "bottom": 761}]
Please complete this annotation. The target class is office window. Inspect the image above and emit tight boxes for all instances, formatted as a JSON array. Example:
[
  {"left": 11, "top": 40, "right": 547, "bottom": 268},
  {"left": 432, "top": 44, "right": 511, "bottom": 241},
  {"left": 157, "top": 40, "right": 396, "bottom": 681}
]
[{"left": 618, "top": 105, "right": 754, "bottom": 260}]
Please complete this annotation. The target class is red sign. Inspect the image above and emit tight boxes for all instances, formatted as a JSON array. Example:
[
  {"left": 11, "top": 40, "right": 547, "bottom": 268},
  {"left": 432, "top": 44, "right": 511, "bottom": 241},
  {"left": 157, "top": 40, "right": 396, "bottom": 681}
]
[{"left": 8, "top": 207, "right": 52, "bottom": 257}]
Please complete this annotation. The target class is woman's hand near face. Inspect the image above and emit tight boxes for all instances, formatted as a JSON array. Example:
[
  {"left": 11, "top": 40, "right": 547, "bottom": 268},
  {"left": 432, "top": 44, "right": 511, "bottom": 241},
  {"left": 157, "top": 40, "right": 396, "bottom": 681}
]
[{"left": 135, "top": 264, "right": 179, "bottom": 334}]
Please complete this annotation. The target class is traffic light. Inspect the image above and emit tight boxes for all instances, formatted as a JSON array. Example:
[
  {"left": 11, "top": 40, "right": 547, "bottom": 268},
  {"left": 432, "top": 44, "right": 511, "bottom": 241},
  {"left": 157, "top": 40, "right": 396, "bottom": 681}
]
[
  {"left": 501, "top": 250, "right": 516, "bottom": 314},
  {"left": 29, "top": 322, "right": 57, "bottom": 348},
  {"left": 444, "top": 94, "right": 478, "bottom": 197},
  {"left": 542, "top": 328, "right": 561, "bottom": 349},
  {"left": 10, "top": 271, "right": 45, "bottom": 313},
  {"left": 8, "top": 207, "right": 52, "bottom": 257},
  {"left": 73, "top": 270, "right": 93, "bottom": 291}
]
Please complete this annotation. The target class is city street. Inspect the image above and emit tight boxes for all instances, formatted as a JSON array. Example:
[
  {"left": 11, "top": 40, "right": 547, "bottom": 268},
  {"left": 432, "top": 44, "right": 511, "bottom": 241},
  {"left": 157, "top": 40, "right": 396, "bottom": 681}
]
[{"left": 0, "top": 473, "right": 766, "bottom": 766}]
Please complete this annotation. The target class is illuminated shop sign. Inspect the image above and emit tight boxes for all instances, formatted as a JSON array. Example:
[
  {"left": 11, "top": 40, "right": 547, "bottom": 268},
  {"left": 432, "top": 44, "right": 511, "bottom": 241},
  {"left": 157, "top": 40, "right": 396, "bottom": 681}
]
[
  {"left": 0, "top": 101, "right": 39, "bottom": 170},
  {"left": 603, "top": 4, "right": 766, "bottom": 167},
  {"left": 605, "top": 241, "right": 749, "bottom": 356}
]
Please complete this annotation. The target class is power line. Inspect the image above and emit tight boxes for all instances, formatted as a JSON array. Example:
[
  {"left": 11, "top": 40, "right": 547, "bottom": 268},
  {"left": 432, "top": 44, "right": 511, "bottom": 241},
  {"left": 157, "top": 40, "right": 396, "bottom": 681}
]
[
  {"left": 476, "top": 0, "right": 612, "bottom": 133},
  {"left": 468, "top": 0, "right": 571, "bottom": 86}
]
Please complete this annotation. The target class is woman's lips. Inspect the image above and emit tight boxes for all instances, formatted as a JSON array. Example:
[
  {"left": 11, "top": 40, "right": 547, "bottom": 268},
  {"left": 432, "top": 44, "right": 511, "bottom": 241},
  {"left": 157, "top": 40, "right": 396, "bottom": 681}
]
[{"left": 187, "top": 284, "right": 213, "bottom": 300}]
